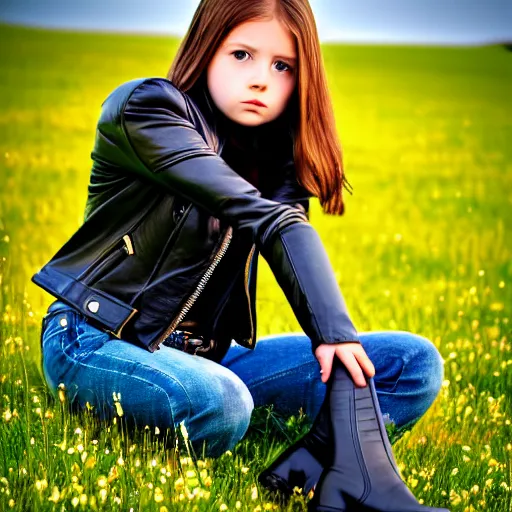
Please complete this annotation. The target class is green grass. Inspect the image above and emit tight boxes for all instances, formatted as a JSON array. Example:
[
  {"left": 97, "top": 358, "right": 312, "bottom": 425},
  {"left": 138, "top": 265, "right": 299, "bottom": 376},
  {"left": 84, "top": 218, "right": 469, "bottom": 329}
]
[{"left": 0, "top": 22, "right": 511, "bottom": 511}]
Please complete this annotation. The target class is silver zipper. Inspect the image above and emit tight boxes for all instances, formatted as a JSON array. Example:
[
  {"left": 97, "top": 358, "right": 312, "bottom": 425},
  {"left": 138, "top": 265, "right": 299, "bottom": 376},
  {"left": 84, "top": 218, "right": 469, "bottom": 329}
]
[
  {"left": 150, "top": 225, "right": 233, "bottom": 351},
  {"left": 243, "top": 244, "right": 256, "bottom": 348}
]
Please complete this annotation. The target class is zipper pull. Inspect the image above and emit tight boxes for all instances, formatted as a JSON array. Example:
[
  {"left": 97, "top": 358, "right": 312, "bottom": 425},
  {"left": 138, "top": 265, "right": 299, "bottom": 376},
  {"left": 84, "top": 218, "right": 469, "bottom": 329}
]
[{"left": 123, "top": 234, "right": 135, "bottom": 255}]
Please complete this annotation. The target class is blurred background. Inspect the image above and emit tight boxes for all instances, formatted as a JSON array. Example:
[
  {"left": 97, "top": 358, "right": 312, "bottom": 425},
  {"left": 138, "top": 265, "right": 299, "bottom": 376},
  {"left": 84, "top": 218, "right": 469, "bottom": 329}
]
[
  {"left": 1, "top": 0, "right": 511, "bottom": 44},
  {"left": 0, "top": 2, "right": 511, "bottom": 511}
]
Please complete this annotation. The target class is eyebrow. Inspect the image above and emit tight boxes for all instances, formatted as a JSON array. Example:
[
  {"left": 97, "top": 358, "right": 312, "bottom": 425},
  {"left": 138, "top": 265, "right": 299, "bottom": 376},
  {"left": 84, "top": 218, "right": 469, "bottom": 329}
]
[{"left": 225, "top": 42, "right": 297, "bottom": 63}]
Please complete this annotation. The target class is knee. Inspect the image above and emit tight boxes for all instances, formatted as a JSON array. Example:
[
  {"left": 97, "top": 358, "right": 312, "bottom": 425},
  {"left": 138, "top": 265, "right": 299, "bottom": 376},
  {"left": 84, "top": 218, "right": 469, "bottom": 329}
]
[
  {"left": 406, "top": 333, "right": 445, "bottom": 402},
  {"left": 190, "top": 371, "right": 254, "bottom": 458},
  {"left": 215, "top": 374, "right": 255, "bottom": 436}
]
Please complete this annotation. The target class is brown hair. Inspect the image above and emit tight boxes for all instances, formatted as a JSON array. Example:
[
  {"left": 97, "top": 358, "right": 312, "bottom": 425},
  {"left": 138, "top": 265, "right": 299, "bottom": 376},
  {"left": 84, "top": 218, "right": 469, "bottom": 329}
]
[{"left": 167, "top": 0, "right": 352, "bottom": 215}]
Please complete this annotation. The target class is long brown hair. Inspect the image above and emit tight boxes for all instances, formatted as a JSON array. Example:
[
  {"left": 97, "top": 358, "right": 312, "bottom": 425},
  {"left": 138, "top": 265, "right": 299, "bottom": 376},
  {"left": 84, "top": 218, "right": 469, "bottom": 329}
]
[{"left": 167, "top": 0, "right": 352, "bottom": 215}]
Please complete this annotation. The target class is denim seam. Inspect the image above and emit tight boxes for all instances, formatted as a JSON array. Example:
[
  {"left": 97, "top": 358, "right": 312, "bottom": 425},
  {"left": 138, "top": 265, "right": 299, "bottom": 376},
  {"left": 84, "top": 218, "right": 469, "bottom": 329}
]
[{"left": 55, "top": 338, "right": 193, "bottom": 424}]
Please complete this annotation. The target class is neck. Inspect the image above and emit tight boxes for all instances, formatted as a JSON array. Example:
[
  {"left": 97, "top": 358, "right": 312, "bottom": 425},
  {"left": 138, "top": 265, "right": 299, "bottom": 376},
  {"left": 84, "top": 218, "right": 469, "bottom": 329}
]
[{"left": 220, "top": 115, "right": 263, "bottom": 152}]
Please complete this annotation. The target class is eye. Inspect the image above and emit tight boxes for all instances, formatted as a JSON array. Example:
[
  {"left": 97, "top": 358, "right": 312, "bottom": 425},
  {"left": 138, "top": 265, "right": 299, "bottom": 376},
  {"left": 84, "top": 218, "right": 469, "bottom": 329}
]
[
  {"left": 275, "top": 60, "right": 293, "bottom": 73},
  {"left": 231, "top": 50, "right": 294, "bottom": 73},
  {"left": 232, "top": 50, "right": 249, "bottom": 61}
]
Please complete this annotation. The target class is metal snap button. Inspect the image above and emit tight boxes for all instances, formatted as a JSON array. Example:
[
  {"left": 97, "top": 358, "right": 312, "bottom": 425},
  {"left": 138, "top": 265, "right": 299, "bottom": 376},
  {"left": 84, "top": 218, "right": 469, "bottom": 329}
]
[
  {"left": 87, "top": 300, "right": 100, "bottom": 313},
  {"left": 59, "top": 317, "right": 68, "bottom": 327}
]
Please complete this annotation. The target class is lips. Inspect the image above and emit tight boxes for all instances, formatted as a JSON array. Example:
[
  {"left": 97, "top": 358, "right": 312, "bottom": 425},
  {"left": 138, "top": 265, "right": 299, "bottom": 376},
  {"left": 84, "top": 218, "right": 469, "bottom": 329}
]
[{"left": 242, "top": 100, "right": 267, "bottom": 108}]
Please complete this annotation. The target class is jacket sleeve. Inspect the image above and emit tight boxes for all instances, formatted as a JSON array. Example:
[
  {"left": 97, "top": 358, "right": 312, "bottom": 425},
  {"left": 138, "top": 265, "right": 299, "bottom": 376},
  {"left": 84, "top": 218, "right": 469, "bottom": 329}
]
[
  {"left": 268, "top": 158, "right": 313, "bottom": 221},
  {"left": 107, "top": 78, "right": 360, "bottom": 351}
]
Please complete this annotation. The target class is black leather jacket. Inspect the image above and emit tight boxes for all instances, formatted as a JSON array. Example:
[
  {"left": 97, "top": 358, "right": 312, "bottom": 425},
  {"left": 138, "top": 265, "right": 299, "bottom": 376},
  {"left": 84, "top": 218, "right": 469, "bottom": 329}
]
[{"left": 32, "top": 77, "right": 360, "bottom": 362}]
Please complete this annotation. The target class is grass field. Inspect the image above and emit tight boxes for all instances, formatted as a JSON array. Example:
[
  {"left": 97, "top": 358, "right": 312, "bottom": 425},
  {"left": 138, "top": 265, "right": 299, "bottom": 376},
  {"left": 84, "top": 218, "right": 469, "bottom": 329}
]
[{"left": 0, "top": 22, "right": 511, "bottom": 511}]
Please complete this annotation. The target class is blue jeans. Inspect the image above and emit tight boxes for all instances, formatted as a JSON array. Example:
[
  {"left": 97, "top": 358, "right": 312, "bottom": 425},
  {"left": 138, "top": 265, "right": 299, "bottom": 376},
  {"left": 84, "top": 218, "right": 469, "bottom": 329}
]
[{"left": 41, "top": 301, "right": 445, "bottom": 458}]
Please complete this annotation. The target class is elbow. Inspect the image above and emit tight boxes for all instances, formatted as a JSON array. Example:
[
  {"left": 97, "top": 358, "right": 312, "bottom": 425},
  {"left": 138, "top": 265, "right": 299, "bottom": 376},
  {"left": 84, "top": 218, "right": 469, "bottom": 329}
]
[{"left": 258, "top": 205, "right": 308, "bottom": 250}]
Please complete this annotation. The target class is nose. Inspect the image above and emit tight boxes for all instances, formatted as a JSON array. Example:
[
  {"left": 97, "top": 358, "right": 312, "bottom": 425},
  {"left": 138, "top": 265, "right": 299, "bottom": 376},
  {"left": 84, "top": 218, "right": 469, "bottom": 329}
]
[
  {"left": 250, "top": 81, "right": 267, "bottom": 94},
  {"left": 249, "top": 63, "right": 269, "bottom": 91},
  {"left": 250, "top": 84, "right": 265, "bottom": 92}
]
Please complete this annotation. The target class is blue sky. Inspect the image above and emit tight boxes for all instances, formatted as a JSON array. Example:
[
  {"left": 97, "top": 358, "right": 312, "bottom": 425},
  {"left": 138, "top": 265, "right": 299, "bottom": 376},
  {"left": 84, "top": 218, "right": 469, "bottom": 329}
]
[{"left": 0, "top": 0, "right": 511, "bottom": 45}]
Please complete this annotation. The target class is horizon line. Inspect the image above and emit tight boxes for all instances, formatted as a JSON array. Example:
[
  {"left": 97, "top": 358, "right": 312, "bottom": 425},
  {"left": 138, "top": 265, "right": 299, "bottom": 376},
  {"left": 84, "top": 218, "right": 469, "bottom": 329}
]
[{"left": 1, "top": 20, "right": 510, "bottom": 48}]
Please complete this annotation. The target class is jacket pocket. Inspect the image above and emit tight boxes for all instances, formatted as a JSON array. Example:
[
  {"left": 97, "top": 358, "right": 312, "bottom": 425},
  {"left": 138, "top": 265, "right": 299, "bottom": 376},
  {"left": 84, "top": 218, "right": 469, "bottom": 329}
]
[{"left": 78, "top": 234, "right": 135, "bottom": 286}]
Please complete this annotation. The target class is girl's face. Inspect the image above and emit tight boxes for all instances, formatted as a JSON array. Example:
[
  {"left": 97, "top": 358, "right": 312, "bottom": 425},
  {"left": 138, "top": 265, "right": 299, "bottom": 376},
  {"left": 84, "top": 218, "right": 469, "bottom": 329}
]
[{"left": 207, "top": 17, "right": 297, "bottom": 127}]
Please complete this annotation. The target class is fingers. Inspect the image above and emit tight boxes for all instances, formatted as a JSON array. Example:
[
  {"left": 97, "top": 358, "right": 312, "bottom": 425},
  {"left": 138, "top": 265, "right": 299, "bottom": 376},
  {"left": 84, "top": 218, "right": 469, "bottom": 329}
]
[
  {"left": 353, "top": 346, "right": 376, "bottom": 379},
  {"left": 317, "top": 352, "right": 334, "bottom": 383},
  {"left": 339, "top": 351, "right": 368, "bottom": 387},
  {"left": 315, "top": 343, "right": 376, "bottom": 387},
  {"left": 336, "top": 344, "right": 375, "bottom": 387}
]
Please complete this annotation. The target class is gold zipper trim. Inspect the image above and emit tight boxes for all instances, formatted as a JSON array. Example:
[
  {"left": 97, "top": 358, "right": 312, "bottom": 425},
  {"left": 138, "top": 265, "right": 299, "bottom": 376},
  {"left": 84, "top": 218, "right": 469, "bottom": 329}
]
[
  {"left": 123, "top": 234, "right": 135, "bottom": 255},
  {"left": 109, "top": 308, "right": 139, "bottom": 339},
  {"left": 244, "top": 244, "right": 256, "bottom": 348},
  {"left": 150, "top": 226, "right": 233, "bottom": 351}
]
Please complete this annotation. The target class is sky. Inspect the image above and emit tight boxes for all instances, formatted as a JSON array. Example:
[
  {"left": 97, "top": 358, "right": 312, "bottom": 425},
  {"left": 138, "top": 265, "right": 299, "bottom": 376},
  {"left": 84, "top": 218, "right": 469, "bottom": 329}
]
[{"left": 0, "top": 0, "right": 511, "bottom": 45}]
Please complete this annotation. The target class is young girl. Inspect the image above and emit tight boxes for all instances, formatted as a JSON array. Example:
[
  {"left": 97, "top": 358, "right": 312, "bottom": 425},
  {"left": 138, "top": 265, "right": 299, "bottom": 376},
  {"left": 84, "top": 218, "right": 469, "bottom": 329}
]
[{"left": 34, "top": 0, "right": 446, "bottom": 509}]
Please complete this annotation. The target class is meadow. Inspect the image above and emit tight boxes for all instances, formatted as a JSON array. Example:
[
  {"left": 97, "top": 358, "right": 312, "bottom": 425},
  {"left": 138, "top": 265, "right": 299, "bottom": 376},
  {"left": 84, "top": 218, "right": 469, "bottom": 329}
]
[{"left": 0, "top": 22, "right": 511, "bottom": 511}]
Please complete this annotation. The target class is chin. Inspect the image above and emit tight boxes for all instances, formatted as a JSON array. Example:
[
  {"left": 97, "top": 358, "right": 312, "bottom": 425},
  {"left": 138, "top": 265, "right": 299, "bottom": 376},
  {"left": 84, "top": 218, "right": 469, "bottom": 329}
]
[
  {"left": 239, "top": 119, "right": 266, "bottom": 127},
  {"left": 222, "top": 108, "right": 270, "bottom": 126},
  {"left": 244, "top": 112, "right": 276, "bottom": 125},
  {"left": 230, "top": 115, "right": 266, "bottom": 127}
]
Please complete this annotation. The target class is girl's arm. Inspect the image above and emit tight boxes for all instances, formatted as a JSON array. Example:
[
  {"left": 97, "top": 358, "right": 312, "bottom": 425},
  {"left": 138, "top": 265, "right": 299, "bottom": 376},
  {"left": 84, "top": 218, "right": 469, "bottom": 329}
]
[
  {"left": 268, "top": 158, "right": 312, "bottom": 220},
  {"left": 95, "top": 78, "right": 360, "bottom": 354}
]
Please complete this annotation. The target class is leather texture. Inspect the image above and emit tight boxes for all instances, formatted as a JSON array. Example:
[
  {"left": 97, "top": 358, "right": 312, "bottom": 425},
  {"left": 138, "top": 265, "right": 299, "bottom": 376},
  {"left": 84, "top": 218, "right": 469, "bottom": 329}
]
[
  {"left": 258, "top": 369, "right": 334, "bottom": 499},
  {"left": 308, "top": 359, "right": 450, "bottom": 511},
  {"left": 32, "top": 77, "right": 360, "bottom": 359}
]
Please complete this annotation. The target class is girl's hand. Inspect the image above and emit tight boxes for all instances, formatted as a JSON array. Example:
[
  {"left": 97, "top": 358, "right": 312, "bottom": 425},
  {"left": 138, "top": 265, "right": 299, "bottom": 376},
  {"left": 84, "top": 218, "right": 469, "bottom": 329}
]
[{"left": 315, "top": 342, "right": 376, "bottom": 387}]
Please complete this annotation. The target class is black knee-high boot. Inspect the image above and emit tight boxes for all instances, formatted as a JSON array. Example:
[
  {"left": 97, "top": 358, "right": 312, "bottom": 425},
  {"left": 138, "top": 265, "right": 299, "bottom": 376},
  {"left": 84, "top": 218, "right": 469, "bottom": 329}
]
[
  {"left": 258, "top": 387, "right": 336, "bottom": 499},
  {"left": 308, "top": 359, "right": 450, "bottom": 512}
]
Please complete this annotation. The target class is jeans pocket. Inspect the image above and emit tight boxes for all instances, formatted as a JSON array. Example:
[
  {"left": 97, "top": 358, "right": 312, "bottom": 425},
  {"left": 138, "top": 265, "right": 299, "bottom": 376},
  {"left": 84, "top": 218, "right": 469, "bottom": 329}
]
[
  {"left": 41, "top": 307, "right": 79, "bottom": 396},
  {"left": 61, "top": 315, "right": 113, "bottom": 363},
  {"left": 41, "top": 307, "right": 78, "bottom": 351}
]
